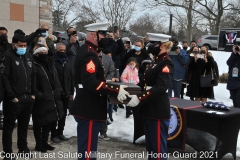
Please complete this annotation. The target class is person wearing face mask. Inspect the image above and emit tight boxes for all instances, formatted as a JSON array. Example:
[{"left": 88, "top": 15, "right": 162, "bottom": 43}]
[
  {"left": 104, "top": 27, "right": 125, "bottom": 77},
  {"left": 123, "top": 39, "right": 150, "bottom": 74},
  {"left": 72, "top": 22, "right": 129, "bottom": 160},
  {"left": 126, "top": 33, "right": 174, "bottom": 160},
  {"left": 180, "top": 41, "right": 189, "bottom": 99},
  {"left": 50, "top": 42, "right": 74, "bottom": 143},
  {"left": 32, "top": 45, "right": 64, "bottom": 153},
  {"left": 39, "top": 25, "right": 55, "bottom": 57},
  {"left": 186, "top": 45, "right": 215, "bottom": 102},
  {"left": 1, "top": 34, "right": 36, "bottom": 160},
  {"left": 0, "top": 27, "right": 11, "bottom": 55},
  {"left": 227, "top": 45, "right": 240, "bottom": 108},
  {"left": 167, "top": 37, "right": 189, "bottom": 98},
  {"left": 182, "top": 41, "right": 189, "bottom": 51},
  {"left": 121, "top": 57, "right": 140, "bottom": 118},
  {"left": 0, "top": 27, "right": 11, "bottom": 127}
]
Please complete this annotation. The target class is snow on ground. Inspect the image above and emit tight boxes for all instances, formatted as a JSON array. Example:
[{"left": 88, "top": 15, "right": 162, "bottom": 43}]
[
  {"left": 64, "top": 50, "right": 240, "bottom": 156},
  {"left": 0, "top": 50, "right": 239, "bottom": 156}
]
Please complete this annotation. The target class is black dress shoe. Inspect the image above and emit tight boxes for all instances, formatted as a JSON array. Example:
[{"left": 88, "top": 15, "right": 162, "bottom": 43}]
[
  {"left": 58, "top": 135, "right": 70, "bottom": 141},
  {"left": 43, "top": 143, "right": 55, "bottom": 150},
  {"left": 35, "top": 145, "right": 47, "bottom": 153}
]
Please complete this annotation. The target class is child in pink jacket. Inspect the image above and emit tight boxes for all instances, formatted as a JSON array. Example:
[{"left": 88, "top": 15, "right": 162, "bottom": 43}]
[
  {"left": 121, "top": 57, "right": 139, "bottom": 84},
  {"left": 121, "top": 57, "right": 139, "bottom": 118}
]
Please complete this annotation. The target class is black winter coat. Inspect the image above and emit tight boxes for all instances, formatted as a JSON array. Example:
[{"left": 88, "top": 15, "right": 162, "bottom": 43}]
[
  {"left": 33, "top": 56, "right": 64, "bottom": 126},
  {"left": 2, "top": 48, "right": 36, "bottom": 100},
  {"left": 186, "top": 56, "right": 215, "bottom": 98},
  {"left": 53, "top": 55, "right": 74, "bottom": 98},
  {"left": 0, "top": 72, "right": 3, "bottom": 102},
  {"left": 227, "top": 53, "right": 240, "bottom": 90},
  {"left": 0, "top": 41, "right": 11, "bottom": 54},
  {"left": 0, "top": 52, "right": 5, "bottom": 102},
  {"left": 105, "top": 38, "right": 125, "bottom": 69}
]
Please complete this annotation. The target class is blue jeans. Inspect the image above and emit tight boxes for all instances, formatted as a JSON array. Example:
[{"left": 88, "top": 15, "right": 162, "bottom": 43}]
[
  {"left": 107, "top": 101, "right": 113, "bottom": 120},
  {"left": 168, "top": 80, "right": 183, "bottom": 98},
  {"left": 74, "top": 117, "right": 101, "bottom": 160}
]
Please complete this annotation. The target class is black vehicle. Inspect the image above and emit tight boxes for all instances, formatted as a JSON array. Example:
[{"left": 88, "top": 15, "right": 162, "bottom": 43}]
[{"left": 52, "top": 31, "right": 68, "bottom": 40}]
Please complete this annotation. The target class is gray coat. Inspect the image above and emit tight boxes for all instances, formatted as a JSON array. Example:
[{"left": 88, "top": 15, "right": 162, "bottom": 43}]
[
  {"left": 62, "top": 39, "right": 82, "bottom": 75},
  {"left": 101, "top": 54, "right": 115, "bottom": 80}
]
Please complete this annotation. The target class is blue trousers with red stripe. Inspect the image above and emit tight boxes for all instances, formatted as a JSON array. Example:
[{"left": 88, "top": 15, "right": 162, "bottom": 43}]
[
  {"left": 74, "top": 117, "right": 102, "bottom": 160},
  {"left": 143, "top": 118, "right": 170, "bottom": 160}
]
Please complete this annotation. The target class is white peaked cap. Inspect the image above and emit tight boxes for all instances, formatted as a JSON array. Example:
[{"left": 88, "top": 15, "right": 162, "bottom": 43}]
[
  {"left": 84, "top": 22, "right": 110, "bottom": 32},
  {"left": 146, "top": 33, "right": 171, "bottom": 42}
]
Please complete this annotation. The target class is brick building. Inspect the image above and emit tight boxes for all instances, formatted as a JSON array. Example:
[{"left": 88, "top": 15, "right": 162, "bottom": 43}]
[{"left": 0, "top": 0, "right": 52, "bottom": 40}]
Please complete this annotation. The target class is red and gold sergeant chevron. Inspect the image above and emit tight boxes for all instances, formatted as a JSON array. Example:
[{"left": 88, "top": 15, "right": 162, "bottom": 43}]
[{"left": 86, "top": 60, "right": 95, "bottom": 73}]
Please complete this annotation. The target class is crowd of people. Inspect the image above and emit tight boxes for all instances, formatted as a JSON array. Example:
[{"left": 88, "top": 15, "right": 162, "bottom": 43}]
[{"left": 0, "top": 21, "right": 239, "bottom": 160}]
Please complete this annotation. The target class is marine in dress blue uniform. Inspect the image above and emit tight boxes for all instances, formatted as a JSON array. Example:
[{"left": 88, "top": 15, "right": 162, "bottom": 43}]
[
  {"left": 70, "top": 22, "right": 129, "bottom": 160},
  {"left": 127, "top": 33, "right": 174, "bottom": 160}
]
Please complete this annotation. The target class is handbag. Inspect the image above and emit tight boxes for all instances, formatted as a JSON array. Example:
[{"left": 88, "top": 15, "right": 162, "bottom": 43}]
[{"left": 200, "top": 68, "right": 218, "bottom": 87}]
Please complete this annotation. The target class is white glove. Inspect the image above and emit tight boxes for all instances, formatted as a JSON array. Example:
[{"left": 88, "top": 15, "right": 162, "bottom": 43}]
[
  {"left": 117, "top": 85, "right": 129, "bottom": 103},
  {"left": 126, "top": 95, "right": 140, "bottom": 107}
]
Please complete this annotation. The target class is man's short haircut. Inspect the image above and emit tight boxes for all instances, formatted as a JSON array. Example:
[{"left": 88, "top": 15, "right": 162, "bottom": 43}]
[
  {"left": 66, "top": 26, "right": 75, "bottom": 33},
  {"left": 0, "top": 27, "right": 8, "bottom": 32},
  {"left": 41, "top": 24, "right": 48, "bottom": 28},
  {"left": 182, "top": 41, "right": 188, "bottom": 44},
  {"left": 190, "top": 40, "right": 196, "bottom": 43},
  {"left": 56, "top": 42, "right": 66, "bottom": 48}
]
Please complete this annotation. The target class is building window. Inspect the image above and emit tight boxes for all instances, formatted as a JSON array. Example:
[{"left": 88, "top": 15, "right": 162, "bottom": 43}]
[{"left": 10, "top": 3, "right": 24, "bottom": 22}]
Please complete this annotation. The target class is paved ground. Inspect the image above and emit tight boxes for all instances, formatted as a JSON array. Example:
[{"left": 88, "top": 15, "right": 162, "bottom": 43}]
[{"left": 0, "top": 128, "right": 238, "bottom": 160}]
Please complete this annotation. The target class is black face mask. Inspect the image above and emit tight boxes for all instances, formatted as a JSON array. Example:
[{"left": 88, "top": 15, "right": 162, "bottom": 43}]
[
  {"left": 0, "top": 34, "right": 7, "bottom": 42},
  {"left": 56, "top": 51, "right": 66, "bottom": 58},
  {"left": 98, "top": 38, "right": 109, "bottom": 49},
  {"left": 183, "top": 47, "right": 188, "bottom": 51},
  {"left": 201, "top": 50, "right": 206, "bottom": 54},
  {"left": 148, "top": 47, "right": 161, "bottom": 56},
  {"left": 38, "top": 54, "right": 48, "bottom": 59}
]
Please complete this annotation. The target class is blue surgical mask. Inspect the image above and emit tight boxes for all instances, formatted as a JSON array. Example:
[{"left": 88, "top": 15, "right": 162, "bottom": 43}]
[
  {"left": 134, "top": 46, "right": 141, "bottom": 51},
  {"left": 42, "top": 31, "right": 48, "bottom": 37},
  {"left": 16, "top": 48, "right": 26, "bottom": 55}
]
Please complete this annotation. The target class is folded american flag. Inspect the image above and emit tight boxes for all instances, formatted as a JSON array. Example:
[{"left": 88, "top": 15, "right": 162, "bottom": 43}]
[{"left": 202, "top": 101, "right": 230, "bottom": 111}]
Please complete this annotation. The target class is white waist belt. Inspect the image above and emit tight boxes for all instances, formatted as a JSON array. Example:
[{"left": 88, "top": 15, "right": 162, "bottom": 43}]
[
  {"left": 146, "top": 86, "right": 152, "bottom": 90},
  {"left": 78, "top": 84, "right": 83, "bottom": 88}
]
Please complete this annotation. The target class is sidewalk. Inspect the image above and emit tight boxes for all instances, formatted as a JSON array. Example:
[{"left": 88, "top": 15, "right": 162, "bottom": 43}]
[{"left": 0, "top": 128, "right": 237, "bottom": 160}]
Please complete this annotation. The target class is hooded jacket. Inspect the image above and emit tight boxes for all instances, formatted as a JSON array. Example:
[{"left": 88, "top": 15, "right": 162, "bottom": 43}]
[{"left": 32, "top": 56, "right": 64, "bottom": 126}]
